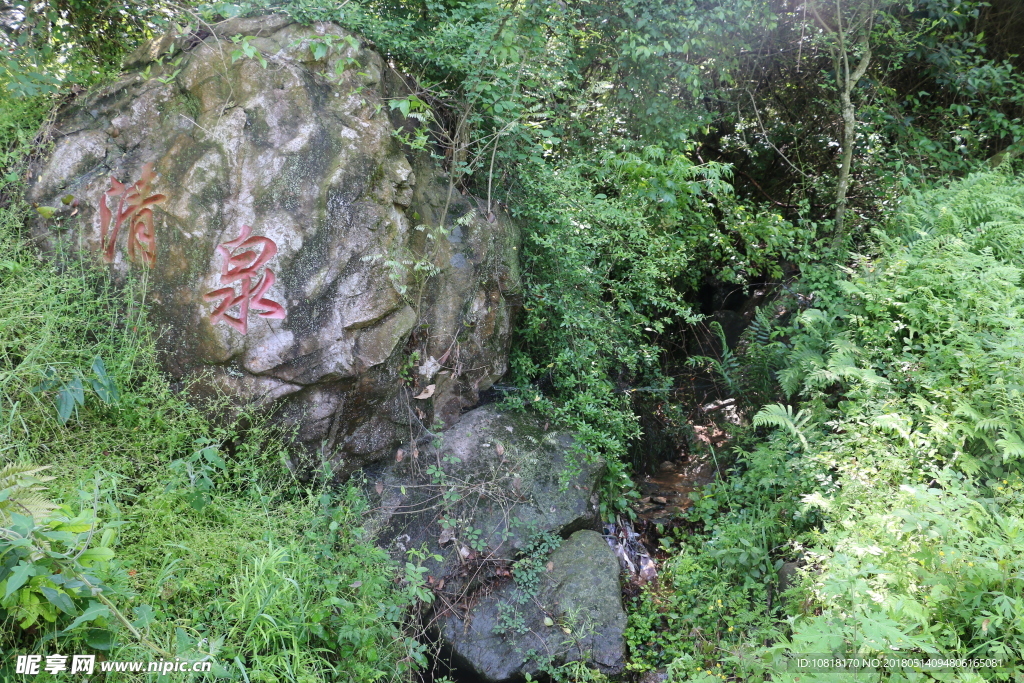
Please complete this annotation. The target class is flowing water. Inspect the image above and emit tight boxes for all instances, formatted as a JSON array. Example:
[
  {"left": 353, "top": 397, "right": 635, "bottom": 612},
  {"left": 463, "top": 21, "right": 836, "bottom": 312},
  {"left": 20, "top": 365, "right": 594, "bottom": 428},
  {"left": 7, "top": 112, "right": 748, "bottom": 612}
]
[{"left": 634, "top": 455, "right": 719, "bottom": 524}]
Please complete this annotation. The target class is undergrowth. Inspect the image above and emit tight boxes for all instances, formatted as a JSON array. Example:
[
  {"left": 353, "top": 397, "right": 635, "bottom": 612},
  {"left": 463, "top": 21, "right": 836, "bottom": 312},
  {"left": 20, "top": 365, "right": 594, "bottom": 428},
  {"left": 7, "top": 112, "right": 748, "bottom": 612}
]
[{"left": 627, "top": 170, "right": 1024, "bottom": 682}]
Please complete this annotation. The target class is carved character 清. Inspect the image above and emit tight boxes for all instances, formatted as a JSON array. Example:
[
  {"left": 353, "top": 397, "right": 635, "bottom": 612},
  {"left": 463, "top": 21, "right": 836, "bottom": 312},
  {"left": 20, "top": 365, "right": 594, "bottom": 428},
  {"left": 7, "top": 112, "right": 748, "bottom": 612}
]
[{"left": 99, "top": 162, "right": 166, "bottom": 266}]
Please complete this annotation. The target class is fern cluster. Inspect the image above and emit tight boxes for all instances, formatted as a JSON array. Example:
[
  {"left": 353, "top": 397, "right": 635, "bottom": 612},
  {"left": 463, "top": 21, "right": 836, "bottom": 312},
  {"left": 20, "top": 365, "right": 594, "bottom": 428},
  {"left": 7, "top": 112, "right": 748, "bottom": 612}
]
[
  {"left": 690, "top": 306, "right": 789, "bottom": 411},
  {"left": 763, "top": 171, "right": 1024, "bottom": 477},
  {"left": 734, "top": 170, "right": 1024, "bottom": 675},
  {"left": 0, "top": 464, "right": 56, "bottom": 526},
  {"left": 653, "top": 171, "right": 1024, "bottom": 680}
]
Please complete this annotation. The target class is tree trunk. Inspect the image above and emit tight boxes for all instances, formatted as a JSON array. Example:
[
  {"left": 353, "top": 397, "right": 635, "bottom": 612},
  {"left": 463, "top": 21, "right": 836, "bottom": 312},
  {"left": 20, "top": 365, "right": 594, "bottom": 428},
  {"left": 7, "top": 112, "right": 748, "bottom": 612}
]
[{"left": 832, "top": 42, "right": 871, "bottom": 248}]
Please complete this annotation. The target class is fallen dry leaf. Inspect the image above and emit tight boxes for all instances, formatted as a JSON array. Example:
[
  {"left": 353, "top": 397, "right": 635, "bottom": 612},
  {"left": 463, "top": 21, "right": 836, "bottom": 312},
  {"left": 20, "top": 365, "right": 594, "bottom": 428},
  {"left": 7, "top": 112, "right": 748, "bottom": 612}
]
[
  {"left": 546, "top": 561, "right": 554, "bottom": 572},
  {"left": 495, "top": 443, "right": 505, "bottom": 456},
  {"left": 396, "top": 449, "right": 404, "bottom": 462},
  {"left": 375, "top": 482, "right": 383, "bottom": 495},
  {"left": 414, "top": 384, "right": 436, "bottom": 399},
  {"left": 348, "top": 581, "right": 362, "bottom": 588}
]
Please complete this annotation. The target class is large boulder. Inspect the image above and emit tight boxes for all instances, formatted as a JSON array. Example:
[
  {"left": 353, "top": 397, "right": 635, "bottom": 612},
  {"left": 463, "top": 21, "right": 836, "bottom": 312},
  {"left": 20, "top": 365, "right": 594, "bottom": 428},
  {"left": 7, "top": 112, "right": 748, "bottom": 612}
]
[
  {"left": 367, "top": 405, "right": 626, "bottom": 681},
  {"left": 25, "top": 16, "right": 519, "bottom": 470}
]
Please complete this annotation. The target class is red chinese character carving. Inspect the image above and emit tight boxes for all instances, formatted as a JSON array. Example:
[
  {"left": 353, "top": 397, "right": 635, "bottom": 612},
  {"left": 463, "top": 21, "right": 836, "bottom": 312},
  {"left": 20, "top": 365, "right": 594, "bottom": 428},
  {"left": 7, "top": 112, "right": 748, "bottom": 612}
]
[
  {"left": 99, "top": 162, "right": 166, "bottom": 267},
  {"left": 203, "top": 224, "right": 286, "bottom": 334}
]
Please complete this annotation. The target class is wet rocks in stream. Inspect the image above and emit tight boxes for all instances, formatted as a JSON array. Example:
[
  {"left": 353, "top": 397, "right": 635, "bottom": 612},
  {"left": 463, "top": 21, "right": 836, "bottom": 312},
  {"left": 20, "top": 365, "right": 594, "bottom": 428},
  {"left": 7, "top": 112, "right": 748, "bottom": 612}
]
[{"left": 366, "top": 405, "right": 627, "bottom": 682}]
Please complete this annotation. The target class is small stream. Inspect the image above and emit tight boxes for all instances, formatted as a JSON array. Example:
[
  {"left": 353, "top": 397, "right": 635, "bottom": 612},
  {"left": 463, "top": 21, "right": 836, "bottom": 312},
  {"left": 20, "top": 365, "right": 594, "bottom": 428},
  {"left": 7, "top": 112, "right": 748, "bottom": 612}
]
[
  {"left": 630, "top": 394, "right": 742, "bottom": 526},
  {"left": 634, "top": 455, "right": 718, "bottom": 524}
]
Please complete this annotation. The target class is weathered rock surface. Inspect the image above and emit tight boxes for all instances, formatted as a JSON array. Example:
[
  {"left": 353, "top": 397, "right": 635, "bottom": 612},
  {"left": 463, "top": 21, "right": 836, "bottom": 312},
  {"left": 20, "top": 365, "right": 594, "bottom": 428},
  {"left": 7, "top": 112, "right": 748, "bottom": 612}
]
[
  {"left": 443, "top": 530, "right": 626, "bottom": 682},
  {"left": 26, "top": 16, "right": 518, "bottom": 469},
  {"left": 368, "top": 405, "right": 625, "bottom": 681}
]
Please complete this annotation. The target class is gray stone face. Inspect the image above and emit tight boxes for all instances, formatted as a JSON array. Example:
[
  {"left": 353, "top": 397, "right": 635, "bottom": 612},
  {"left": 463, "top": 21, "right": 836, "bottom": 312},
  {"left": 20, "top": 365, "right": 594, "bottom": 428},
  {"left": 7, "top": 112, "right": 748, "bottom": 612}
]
[
  {"left": 443, "top": 530, "right": 626, "bottom": 682},
  {"left": 370, "top": 406, "right": 604, "bottom": 575},
  {"left": 25, "top": 16, "right": 519, "bottom": 470},
  {"left": 368, "top": 406, "right": 625, "bottom": 682}
]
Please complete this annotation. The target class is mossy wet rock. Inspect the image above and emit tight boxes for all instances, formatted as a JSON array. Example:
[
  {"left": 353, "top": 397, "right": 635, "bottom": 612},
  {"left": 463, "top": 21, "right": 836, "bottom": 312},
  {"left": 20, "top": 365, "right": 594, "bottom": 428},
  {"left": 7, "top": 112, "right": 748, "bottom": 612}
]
[
  {"left": 367, "top": 406, "right": 624, "bottom": 682},
  {"left": 443, "top": 530, "right": 626, "bottom": 682},
  {"left": 25, "top": 16, "right": 518, "bottom": 469}
]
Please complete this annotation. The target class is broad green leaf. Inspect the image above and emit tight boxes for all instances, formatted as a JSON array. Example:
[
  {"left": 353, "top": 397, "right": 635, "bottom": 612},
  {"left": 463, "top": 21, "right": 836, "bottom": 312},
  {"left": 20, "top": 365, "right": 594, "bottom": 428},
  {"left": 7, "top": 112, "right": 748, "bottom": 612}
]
[
  {"left": 9, "top": 512, "right": 34, "bottom": 538},
  {"left": 32, "top": 366, "right": 60, "bottom": 393},
  {"left": 64, "top": 601, "right": 109, "bottom": 631},
  {"left": 186, "top": 491, "right": 209, "bottom": 511},
  {"left": 90, "top": 375, "right": 119, "bottom": 404},
  {"left": 56, "top": 378, "right": 85, "bottom": 424},
  {"left": 85, "top": 628, "right": 114, "bottom": 650},
  {"left": 132, "top": 603, "right": 156, "bottom": 628},
  {"left": 66, "top": 377, "right": 85, "bottom": 404},
  {"left": 78, "top": 547, "right": 115, "bottom": 564},
  {"left": 56, "top": 387, "right": 75, "bottom": 423},
  {"left": 4, "top": 562, "right": 33, "bottom": 598},
  {"left": 201, "top": 447, "right": 225, "bottom": 469},
  {"left": 40, "top": 586, "right": 77, "bottom": 615}
]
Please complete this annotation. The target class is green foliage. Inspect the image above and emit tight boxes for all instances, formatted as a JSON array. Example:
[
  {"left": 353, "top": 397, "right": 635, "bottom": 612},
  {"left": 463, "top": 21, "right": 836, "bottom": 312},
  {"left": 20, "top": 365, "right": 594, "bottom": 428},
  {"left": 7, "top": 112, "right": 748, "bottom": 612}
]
[
  {"left": 752, "top": 404, "right": 812, "bottom": 451},
  {"left": 164, "top": 439, "right": 227, "bottom": 512},
  {"left": 0, "top": 464, "right": 57, "bottom": 525},
  {"left": 782, "top": 471, "right": 1024, "bottom": 671},
  {"left": 649, "top": 171, "right": 1024, "bottom": 680},
  {"left": 0, "top": 0, "right": 174, "bottom": 97},
  {"left": 231, "top": 0, "right": 821, "bottom": 520},
  {"left": 0, "top": 468, "right": 131, "bottom": 647},
  {"left": 31, "top": 355, "right": 120, "bottom": 424},
  {"left": 230, "top": 35, "right": 269, "bottom": 69},
  {"left": 494, "top": 530, "right": 562, "bottom": 637},
  {"left": 624, "top": 540, "right": 784, "bottom": 679},
  {"left": 10, "top": 0, "right": 1024, "bottom": 677}
]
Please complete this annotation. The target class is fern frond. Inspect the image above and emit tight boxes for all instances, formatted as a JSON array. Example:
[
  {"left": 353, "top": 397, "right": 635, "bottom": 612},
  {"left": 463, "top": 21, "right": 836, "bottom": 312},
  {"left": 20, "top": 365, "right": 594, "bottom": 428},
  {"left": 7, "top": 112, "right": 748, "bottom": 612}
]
[
  {"left": 996, "top": 429, "right": 1024, "bottom": 462},
  {"left": 0, "top": 462, "right": 57, "bottom": 524},
  {"left": 753, "top": 403, "right": 810, "bottom": 450},
  {"left": 872, "top": 413, "right": 912, "bottom": 440}
]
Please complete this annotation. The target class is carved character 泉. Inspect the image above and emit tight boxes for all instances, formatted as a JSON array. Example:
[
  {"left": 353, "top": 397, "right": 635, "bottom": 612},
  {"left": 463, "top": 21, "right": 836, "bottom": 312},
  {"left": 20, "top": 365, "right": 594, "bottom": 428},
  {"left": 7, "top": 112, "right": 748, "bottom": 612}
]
[{"left": 204, "top": 224, "right": 286, "bottom": 334}]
